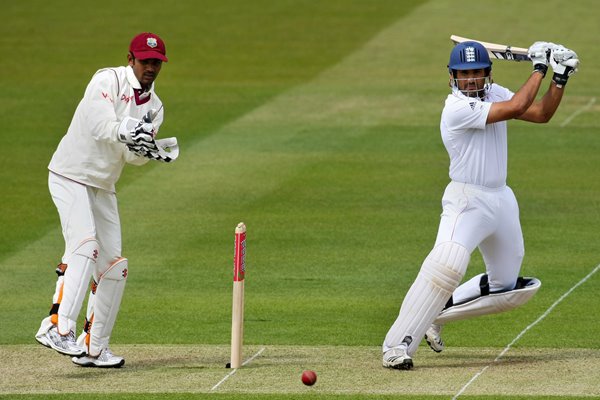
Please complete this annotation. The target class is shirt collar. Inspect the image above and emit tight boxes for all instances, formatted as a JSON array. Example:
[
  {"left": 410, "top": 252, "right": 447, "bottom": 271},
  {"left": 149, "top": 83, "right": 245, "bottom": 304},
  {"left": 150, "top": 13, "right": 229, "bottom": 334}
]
[{"left": 126, "top": 65, "right": 154, "bottom": 92}]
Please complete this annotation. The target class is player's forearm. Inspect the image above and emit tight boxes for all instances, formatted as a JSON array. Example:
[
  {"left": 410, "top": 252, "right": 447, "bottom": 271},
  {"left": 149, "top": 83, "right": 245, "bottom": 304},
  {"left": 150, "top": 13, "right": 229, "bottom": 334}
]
[
  {"left": 511, "top": 72, "right": 544, "bottom": 114},
  {"left": 533, "top": 82, "right": 564, "bottom": 122},
  {"left": 489, "top": 72, "right": 544, "bottom": 123},
  {"left": 517, "top": 80, "right": 564, "bottom": 123}
]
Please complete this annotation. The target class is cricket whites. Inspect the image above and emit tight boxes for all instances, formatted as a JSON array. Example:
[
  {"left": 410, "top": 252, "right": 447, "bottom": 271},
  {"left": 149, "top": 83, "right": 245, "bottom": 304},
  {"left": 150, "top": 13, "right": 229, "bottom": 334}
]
[{"left": 229, "top": 222, "right": 247, "bottom": 368}]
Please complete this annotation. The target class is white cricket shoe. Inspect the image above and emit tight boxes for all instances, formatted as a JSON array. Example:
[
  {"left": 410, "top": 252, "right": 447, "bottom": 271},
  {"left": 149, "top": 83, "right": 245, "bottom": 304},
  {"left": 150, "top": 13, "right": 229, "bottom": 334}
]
[
  {"left": 72, "top": 348, "right": 125, "bottom": 368},
  {"left": 425, "top": 323, "right": 445, "bottom": 353},
  {"left": 382, "top": 346, "right": 413, "bottom": 370},
  {"left": 35, "top": 316, "right": 54, "bottom": 340},
  {"left": 36, "top": 325, "right": 86, "bottom": 357}
]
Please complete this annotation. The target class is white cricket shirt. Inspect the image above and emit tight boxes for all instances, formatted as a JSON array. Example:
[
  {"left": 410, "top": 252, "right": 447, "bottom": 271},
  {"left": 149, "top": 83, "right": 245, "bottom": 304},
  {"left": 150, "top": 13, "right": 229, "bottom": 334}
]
[
  {"left": 49, "top": 66, "right": 164, "bottom": 192},
  {"left": 440, "top": 83, "right": 514, "bottom": 188}
]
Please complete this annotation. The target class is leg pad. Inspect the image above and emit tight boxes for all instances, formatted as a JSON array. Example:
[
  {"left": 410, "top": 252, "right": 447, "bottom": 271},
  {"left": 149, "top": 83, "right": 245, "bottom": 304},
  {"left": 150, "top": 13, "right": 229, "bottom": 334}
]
[
  {"left": 383, "top": 242, "right": 470, "bottom": 355},
  {"left": 88, "top": 258, "right": 128, "bottom": 357},
  {"left": 434, "top": 277, "right": 541, "bottom": 324}
]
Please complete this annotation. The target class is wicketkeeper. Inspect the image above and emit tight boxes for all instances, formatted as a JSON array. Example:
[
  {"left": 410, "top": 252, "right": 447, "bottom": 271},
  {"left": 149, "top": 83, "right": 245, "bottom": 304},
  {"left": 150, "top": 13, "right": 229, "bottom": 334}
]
[
  {"left": 35, "top": 32, "right": 179, "bottom": 368},
  {"left": 383, "top": 40, "right": 579, "bottom": 369}
]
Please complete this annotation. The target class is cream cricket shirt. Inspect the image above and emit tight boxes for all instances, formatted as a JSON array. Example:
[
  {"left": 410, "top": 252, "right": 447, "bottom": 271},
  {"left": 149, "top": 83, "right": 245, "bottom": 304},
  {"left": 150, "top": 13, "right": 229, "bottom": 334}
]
[
  {"left": 440, "top": 83, "right": 514, "bottom": 188},
  {"left": 49, "top": 66, "right": 164, "bottom": 192}
]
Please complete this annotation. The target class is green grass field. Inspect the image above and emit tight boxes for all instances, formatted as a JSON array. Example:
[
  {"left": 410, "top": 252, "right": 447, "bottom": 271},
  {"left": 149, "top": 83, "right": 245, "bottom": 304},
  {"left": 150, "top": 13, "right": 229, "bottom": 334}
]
[{"left": 1, "top": 0, "right": 599, "bottom": 399}]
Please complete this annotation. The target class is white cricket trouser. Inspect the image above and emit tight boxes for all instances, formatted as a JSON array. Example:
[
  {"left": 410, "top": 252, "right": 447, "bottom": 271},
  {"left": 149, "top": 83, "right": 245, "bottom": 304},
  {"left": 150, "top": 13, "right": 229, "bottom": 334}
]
[
  {"left": 49, "top": 172, "right": 122, "bottom": 269},
  {"left": 383, "top": 181, "right": 524, "bottom": 354},
  {"left": 48, "top": 172, "right": 123, "bottom": 340},
  {"left": 435, "top": 181, "right": 524, "bottom": 294}
]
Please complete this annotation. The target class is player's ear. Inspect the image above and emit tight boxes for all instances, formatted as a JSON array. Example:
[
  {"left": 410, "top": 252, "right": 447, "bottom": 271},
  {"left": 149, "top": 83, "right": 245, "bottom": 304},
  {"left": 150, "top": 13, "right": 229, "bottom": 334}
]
[{"left": 127, "top": 52, "right": 135, "bottom": 66}]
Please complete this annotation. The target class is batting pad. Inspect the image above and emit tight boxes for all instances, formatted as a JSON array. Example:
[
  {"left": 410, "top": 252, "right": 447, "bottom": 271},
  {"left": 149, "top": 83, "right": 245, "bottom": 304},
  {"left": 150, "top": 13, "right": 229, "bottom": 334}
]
[
  {"left": 434, "top": 277, "right": 541, "bottom": 324},
  {"left": 88, "top": 258, "right": 128, "bottom": 357},
  {"left": 384, "top": 242, "right": 470, "bottom": 356},
  {"left": 57, "top": 239, "right": 98, "bottom": 335}
]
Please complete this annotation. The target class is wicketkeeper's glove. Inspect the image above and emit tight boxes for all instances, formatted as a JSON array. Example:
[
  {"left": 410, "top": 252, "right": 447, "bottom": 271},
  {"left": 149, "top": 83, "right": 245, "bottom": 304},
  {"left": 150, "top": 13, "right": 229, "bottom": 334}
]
[
  {"left": 147, "top": 137, "right": 179, "bottom": 163},
  {"left": 117, "top": 110, "right": 179, "bottom": 162},
  {"left": 126, "top": 137, "right": 179, "bottom": 162},
  {"left": 117, "top": 109, "right": 159, "bottom": 150}
]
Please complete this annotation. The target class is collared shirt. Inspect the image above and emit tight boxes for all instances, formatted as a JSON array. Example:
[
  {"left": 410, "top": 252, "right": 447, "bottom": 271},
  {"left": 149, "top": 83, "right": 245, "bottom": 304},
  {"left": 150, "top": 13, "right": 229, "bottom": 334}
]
[
  {"left": 49, "top": 66, "right": 164, "bottom": 192},
  {"left": 440, "top": 83, "right": 514, "bottom": 188}
]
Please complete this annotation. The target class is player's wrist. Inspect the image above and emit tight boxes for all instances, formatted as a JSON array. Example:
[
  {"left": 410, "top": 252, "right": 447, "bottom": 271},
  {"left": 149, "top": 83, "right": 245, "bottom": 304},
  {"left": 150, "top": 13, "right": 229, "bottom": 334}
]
[
  {"left": 532, "top": 64, "right": 548, "bottom": 78},
  {"left": 552, "top": 72, "right": 568, "bottom": 88}
]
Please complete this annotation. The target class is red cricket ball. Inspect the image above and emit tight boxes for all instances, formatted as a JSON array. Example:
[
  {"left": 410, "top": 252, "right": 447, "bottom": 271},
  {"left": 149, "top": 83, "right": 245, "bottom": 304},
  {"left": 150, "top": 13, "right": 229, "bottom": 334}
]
[{"left": 301, "top": 370, "right": 317, "bottom": 386}]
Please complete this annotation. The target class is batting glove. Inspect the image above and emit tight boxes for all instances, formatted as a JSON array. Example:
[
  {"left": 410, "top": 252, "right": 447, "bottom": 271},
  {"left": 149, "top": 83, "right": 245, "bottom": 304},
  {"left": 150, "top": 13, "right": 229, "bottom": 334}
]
[
  {"left": 550, "top": 47, "right": 579, "bottom": 88},
  {"left": 528, "top": 41, "right": 552, "bottom": 77}
]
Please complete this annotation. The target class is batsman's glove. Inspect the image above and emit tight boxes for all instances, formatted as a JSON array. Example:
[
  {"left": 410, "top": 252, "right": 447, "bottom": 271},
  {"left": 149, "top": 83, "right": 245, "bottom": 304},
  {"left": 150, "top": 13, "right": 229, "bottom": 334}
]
[
  {"left": 528, "top": 41, "right": 552, "bottom": 77},
  {"left": 550, "top": 45, "right": 579, "bottom": 88}
]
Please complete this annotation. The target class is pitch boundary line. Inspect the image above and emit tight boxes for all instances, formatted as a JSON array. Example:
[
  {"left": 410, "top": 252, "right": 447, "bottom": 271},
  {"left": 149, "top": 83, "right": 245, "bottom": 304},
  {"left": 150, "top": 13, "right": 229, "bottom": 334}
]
[
  {"left": 560, "top": 96, "right": 596, "bottom": 127},
  {"left": 210, "top": 347, "right": 265, "bottom": 391},
  {"left": 453, "top": 262, "right": 600, "bottom": 399}
]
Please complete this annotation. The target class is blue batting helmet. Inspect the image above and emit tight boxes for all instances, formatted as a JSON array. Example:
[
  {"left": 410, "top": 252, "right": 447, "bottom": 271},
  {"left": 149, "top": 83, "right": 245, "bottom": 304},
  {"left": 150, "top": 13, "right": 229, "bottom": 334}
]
[{"left": 448, "top": 41, "right": 492, "bottom": 73}]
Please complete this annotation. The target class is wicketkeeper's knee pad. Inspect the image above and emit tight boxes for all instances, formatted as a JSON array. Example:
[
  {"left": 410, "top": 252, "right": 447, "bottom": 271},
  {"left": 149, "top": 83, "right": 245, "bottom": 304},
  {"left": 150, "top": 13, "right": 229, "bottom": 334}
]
[
  {"left": 57, "top": 238, "right": 98, "bottom": 335},
  {"left": 384, "top": 241, "right": 470, "bottom": 355},
  {"left": 88, "top": 257, "right": 128, "bottom": 357},
  {"left": 434, "top": 276, "right": 541, "bottom": 324}
]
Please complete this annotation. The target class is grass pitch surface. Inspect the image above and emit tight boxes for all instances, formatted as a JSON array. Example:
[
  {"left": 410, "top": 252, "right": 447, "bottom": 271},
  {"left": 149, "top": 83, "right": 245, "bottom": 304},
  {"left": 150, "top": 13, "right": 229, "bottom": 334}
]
[
  {"left": 1, "top": 345, "right": 599, "bottom": 397},
  {"left": 1, "top": 0, "right": 599, "bottom": 399}
]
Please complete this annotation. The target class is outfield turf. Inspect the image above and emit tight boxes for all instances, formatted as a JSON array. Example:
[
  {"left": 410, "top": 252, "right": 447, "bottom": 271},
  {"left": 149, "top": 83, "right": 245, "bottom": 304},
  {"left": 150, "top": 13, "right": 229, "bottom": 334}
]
[{"left": 1, "top": 0, "right": 599, "bottom": 399}]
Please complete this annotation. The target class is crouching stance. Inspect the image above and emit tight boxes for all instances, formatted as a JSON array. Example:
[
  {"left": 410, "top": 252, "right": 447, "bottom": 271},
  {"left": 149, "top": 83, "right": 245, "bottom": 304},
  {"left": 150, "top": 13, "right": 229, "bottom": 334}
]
[
  {"left": 383, "top": 39, "right": 578, "bottom": 369},
  {"left": 35, "top": 32, "right": 178, "bottom": 367}
]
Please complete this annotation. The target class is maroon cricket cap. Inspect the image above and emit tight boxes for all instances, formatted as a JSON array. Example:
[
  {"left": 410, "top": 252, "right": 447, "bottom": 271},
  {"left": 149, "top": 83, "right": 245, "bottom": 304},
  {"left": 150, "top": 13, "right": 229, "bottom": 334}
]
[{"left": 129, "top": 32, "right": 168, "bottom": 62}]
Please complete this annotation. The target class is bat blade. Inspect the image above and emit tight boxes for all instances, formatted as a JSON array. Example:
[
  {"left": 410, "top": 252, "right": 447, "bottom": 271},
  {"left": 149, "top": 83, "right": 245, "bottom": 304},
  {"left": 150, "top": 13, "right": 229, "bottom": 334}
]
[{"left": 450, "top": 35, "right": 530, "bottom": 62}]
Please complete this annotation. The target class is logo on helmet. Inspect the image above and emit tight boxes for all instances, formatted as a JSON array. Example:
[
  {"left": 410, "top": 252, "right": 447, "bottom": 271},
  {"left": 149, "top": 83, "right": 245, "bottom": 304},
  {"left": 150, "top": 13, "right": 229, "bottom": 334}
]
[
  {"left": 146, "top": 38, "right": 158, "bottom": 48},
  {"left": 465, "top": 47, "right": 476, "bottom": 62}
]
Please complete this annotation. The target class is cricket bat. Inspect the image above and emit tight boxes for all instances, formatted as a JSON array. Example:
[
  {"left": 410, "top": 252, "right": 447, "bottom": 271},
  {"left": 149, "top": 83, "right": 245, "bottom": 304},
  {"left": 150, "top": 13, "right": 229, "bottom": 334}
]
[
  {"left": 450, "top": 35, "right": 530, "bottom": 61},
  {"left": 229, "top": 222, "right": 247, "bottom": 369}
]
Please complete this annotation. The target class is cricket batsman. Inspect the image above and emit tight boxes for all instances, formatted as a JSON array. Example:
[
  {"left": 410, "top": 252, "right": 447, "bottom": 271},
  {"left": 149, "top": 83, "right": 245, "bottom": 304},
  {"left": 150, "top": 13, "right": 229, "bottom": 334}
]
[{"left": 383, "top": 40, "right": 579, "bottom": 369}]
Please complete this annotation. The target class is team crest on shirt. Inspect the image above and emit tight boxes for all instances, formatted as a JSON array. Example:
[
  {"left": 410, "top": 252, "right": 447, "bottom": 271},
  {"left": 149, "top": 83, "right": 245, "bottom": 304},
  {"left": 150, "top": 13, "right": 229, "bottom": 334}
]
[{"left": 146, "top": 37, "right": 158, "bottom": 48}]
